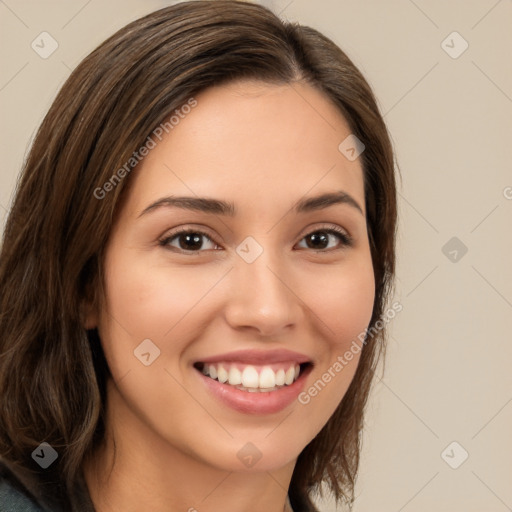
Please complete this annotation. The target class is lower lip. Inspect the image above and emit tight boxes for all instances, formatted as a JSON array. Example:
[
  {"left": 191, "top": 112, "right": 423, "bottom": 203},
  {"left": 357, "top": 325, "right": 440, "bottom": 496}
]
[{"left": 195, "top": 365, "right": 313, "bottom": 415}]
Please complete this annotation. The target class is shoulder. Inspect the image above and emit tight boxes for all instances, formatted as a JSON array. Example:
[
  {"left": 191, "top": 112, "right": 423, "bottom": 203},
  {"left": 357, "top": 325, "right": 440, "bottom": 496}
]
[
  {"left": 0, "top": 472, "right": 45, "bottom": 512},
  {"left": 0, "top": 460, "right": 94, "bottom": 512}
]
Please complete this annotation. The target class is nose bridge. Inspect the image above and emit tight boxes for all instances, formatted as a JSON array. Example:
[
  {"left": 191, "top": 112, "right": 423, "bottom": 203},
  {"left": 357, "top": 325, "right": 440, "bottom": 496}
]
[{"left": 224, "top": 237, "right": 300, "bottom": 334}]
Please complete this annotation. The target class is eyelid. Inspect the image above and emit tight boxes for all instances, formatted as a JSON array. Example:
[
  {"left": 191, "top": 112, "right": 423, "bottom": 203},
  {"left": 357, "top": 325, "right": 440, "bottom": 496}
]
[
  {"left": 159, "top": 224, "right": 217, "bottom": 241},
  {"left": 297, "top": 223, "right": 351, "bottom": 242}
]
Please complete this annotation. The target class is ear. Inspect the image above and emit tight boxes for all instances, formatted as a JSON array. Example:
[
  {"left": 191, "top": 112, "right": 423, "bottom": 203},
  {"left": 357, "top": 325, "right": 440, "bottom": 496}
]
[
  {"left": 80, "top": 266, "right": 102, "bottom": 330},
  {"left": 80, "top": 276, "right": 100, "bottom": 330},
  {"left": 81, "top": 299, "right": 98, "bottom": 330}
]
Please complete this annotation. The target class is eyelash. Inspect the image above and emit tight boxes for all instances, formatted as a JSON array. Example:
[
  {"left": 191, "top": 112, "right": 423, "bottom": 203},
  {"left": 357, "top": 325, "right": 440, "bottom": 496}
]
[{"left": 158, "top": 225, "right": 353, "bottom": 254}]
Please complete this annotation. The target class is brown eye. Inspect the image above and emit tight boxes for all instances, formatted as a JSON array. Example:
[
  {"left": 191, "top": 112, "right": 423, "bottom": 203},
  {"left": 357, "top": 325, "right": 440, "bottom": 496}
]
[
  {"left": 296, "top": 228, "right": 352, "bottom": 251},
  {"left": 159, "top": 225, "right": 352, "bottom": 255},
  {"left": 159, "top": 229, "right": 219, "bottom": 252}
]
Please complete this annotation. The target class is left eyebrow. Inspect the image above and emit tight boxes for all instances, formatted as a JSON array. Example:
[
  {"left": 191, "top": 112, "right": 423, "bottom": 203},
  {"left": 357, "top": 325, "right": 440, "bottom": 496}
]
[
  {"left": 137, "top": 190, "right": 364, "bottom": 218},
  {"left": 294, "top": 191, "right": 364, "bottom": 216}
]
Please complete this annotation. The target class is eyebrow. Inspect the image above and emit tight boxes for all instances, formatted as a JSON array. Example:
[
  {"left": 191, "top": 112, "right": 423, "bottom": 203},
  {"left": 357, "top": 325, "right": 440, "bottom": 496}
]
[{"left": 138, "top": 190, "right": 364, "bottom": 218}]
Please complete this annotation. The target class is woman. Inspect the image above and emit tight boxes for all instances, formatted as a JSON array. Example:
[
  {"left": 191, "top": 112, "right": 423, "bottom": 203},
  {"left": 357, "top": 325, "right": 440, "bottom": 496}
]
[{"left": 0, "top": 1, "right": 398, "bottom": 511}]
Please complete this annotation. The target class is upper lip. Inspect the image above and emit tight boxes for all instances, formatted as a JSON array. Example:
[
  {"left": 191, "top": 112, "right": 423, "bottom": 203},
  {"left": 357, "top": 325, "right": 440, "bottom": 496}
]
[{"left": 196, "top": 349, "right": 312, "bottom": 365}]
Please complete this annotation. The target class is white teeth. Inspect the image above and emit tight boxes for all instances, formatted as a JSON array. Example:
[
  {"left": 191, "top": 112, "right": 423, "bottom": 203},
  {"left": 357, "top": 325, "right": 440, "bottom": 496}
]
[
  {"left": 234, "top": 385, "right": 282, "bottom": 393},
  {"left": 217, "top": 365, "right": 228, "bottom": 383},
  {"left": 241, "top": 366, "right": 259, "bottom": 388},
  {"left": 259, "top": 366, "right": 275, "bottom": 388},
  {"left": 200, "top": 362, "right": 305, "bottom": 391},
  {"left": 228, "top": 366, "right": 242, "bottom": 386},
  {"left": 284, "top": 366, "right": 295, "bottom": 385}
]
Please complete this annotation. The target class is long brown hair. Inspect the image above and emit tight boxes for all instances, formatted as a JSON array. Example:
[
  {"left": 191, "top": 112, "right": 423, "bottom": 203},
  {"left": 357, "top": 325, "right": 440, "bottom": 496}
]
[{"left": 0, "top": 1, "right": 397, "bottom": 510}]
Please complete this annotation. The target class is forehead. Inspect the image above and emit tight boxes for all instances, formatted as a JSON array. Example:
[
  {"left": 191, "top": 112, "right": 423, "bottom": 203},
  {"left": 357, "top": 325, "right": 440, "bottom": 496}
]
[{"left": 122, "top": 80, "right": 365, "bottom": 219}]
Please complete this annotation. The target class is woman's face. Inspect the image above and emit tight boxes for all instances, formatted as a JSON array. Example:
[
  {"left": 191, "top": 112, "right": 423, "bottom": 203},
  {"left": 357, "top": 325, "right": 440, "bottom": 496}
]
[{"left": 92, "top": 80, "right": 375, "bottom": 472}]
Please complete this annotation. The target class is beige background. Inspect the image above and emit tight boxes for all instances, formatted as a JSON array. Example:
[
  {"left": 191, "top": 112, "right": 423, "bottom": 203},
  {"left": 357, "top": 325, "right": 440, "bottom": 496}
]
[{"left": 1, "top": 1, "right": 511, "bottom": 511}]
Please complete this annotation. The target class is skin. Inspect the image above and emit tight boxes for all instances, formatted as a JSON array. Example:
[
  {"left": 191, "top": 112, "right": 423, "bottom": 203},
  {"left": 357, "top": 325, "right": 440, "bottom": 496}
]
[{"left": 83, "top": 80, "right": 375, "bottom": 512}]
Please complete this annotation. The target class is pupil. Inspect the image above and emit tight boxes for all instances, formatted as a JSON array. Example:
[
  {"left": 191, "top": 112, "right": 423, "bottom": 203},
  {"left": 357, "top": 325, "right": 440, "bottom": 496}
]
[
  {"left": 180, "top": 233, "right": 202, "bottom": 250},
  {"left": 308, "top": 232, "right": 328, "bottom": 249}
]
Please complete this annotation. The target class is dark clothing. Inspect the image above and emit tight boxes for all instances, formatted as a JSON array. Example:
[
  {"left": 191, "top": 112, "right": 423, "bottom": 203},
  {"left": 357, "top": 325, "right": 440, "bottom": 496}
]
[{"left": 0, "top": 460, "right": 95, "bottom": 512}]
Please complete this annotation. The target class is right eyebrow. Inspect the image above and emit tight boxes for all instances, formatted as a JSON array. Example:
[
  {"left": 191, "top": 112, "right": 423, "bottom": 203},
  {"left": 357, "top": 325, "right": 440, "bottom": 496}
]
[{"left": 138, "top": 196, "right": 236, "bottom": 218}]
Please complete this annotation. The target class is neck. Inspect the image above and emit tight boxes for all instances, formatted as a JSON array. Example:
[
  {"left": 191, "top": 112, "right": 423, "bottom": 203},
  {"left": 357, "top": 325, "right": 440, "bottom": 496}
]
[{"left": 83, "top": 379, "right": 295, "bottom": 512}]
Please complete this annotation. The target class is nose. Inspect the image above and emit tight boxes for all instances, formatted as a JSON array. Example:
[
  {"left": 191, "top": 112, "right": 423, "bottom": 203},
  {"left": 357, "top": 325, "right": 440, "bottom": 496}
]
[{"left": 222, "top": 247, "right": 302, "bottom": 337}]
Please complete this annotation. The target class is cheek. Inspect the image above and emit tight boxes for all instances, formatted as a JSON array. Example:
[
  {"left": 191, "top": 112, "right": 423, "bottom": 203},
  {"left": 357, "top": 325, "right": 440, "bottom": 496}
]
[
  {"left": 303, "top": 255, "right": 375, "bottom": 351},
  {"left": 326, "top": 269, "right": 375, "bottom": 345},
  {"left": 96, "top": 251, "right": 228, "bottom": 442},
  {"left": 98, "top": 249, "right": 226, "bottom": 373},
  {"left": 295, "top": 255, "right": 375, "bottom": 415}
]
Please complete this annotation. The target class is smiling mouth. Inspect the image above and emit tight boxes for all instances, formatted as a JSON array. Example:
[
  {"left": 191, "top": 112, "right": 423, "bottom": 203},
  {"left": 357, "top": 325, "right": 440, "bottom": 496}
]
[{"left": 193, "top": 361, "right": 312, "bottom": 393}]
